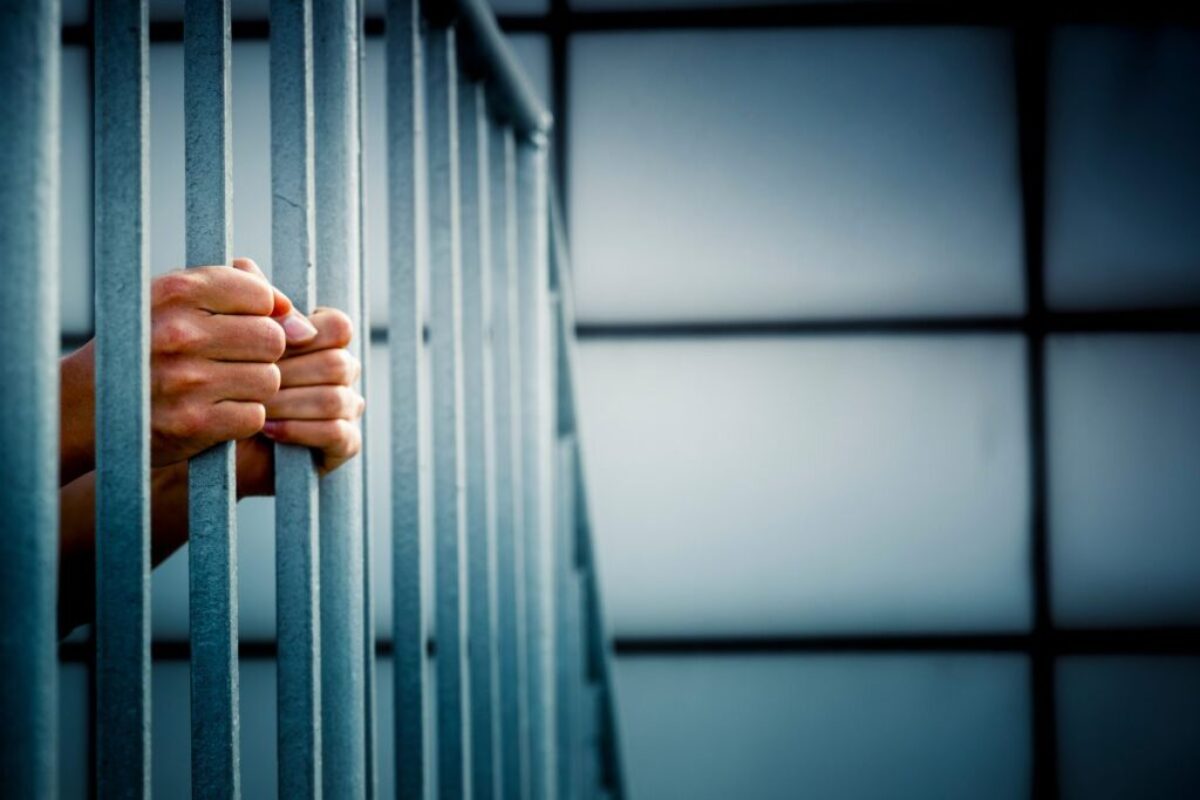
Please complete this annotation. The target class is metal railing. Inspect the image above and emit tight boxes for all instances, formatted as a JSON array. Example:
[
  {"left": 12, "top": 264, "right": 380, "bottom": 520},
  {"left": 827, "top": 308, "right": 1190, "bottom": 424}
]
[{"left": 0, "top": 0, "right": 625, "bottom": 797}]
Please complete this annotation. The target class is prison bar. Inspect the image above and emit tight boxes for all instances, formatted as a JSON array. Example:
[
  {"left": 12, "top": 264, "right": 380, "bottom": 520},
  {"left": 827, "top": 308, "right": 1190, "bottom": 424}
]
[
  {"left": 184, "top": 0, "right": 241, "bottom": 796},
  {"left": 270, "top": 0, "right": 323, "bottom": 796},
  {"left": 459, "top": 69, "right": 502, "bottom": 799},
  {"left": 386, "top": 0, "right": 428, "bottom": 797},
  {"left": 0, "top": 0, "right": 59, "bottom": 796},
  {"left": 314, "top": 0, "right": 370, "bottom": 795},
  {"left": 94, "top": 0, "right": 151, "bottom": 796},
  {"left": 1, "top": 0, "right": 629, "bottom": 796}
]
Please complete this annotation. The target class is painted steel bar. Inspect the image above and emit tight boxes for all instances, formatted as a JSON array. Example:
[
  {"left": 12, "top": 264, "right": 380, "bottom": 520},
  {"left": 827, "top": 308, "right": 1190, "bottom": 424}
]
[
  {"left": 94, "top": 0, "right": 151, "bottom": 796},
  {"left": 553, "top": 436, "right": 582, "bottom": 800},
  {"left": 313, "top": 0, "right": 368, "bottom": 795},
  {"left": 549, "top": 202, "right": 628, "bottom": 798},
  {"left": 516, "top": 135, "right": 556, "bottom": 800},
  {"left": 386, "top": 0, "right": 428, "bottom": 796},
  {"left": 270, "top": 0, "right": 322, "bottom": 795},
  {"left": 435, "top": 0, "right": 552, "bottom": 135},
  {"left": 459, "top": 74, "right": 499, "bottom": 800},
  {"left": 355, "top": 0, "right": 379, "bottom": 794},
  {"left": 489, "top": 122, "right": 529, "bottom": 800},
  {"left": 0, "top": 1, "right": 59, "bottom": 796},
  {"left": 425, "top": 23, "right": 471, "bottom": 798},
  {"left": 184, "top": 1, "right": 240, "bottom": 796}
]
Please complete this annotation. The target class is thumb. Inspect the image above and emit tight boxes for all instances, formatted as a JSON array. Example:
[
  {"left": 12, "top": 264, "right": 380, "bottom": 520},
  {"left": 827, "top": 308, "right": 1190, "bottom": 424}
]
[{"left": 230, "top": 256, "right": 317, "bottom": 346}]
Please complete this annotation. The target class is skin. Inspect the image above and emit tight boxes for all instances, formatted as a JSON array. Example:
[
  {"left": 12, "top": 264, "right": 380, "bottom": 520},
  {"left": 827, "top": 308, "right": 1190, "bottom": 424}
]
[{"left": 58, "top": 258, "right": 364, "bottom": 634}]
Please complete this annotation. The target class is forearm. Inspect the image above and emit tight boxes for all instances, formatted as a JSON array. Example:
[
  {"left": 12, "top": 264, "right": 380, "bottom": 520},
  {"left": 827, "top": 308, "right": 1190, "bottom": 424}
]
[
  {"left": 58, "top": 461, "right": 190, "bottom": 636},
  {"left": 59, "top": 341, "right": 96, "bottom": 486}
]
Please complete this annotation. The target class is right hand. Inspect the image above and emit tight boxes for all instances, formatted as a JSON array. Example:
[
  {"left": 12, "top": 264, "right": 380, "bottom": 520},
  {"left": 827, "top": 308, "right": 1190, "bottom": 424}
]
[{"left": 149, "top": 257, "right": 318, "bottom": 467}]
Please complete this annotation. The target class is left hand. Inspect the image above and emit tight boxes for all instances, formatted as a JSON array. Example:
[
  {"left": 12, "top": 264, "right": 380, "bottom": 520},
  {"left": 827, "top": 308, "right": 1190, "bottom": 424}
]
[{"left": 236, "top": 307, "right": 364, "bottom": 497}]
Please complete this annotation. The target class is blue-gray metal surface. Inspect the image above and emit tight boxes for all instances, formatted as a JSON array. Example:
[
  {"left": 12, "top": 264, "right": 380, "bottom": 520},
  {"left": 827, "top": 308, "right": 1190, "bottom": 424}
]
[
  {"left": 489, "top": 122, "right": 529, "bottom": 800},
  {"left": 427, "top": 0, "right": 551, "bottom": 137},
  {"left": 94, "top": 0, "right": 151, "bottom": 796},
  {"left": 386, "top": 0, "right": 428, "bottom": 796},
  {"left": 425, "top": 23, "right": 471, "bottom": 798},
  {"left": 355, "top": 0, "right": 379, "bottom": 794},
  {"left": 548, "top": 202, "right": 627, "bottom": 799},
  {"left": 313, "top": 0, "right": 368, "bottom": 795},
  {"left": 184, "top": 1, "right": 240, "bottom": 796},
  {"left": 553, "top": 436, "right": 579, "bottom": 800},
  {"left": 458, "top": 76, "right": 500, "bottom": 800},
  {"left": 0, "top": 1, "right": 59, "bottom": 796},
  {"left": 270, "top": 0, "right": 322, "bottom": 795},
  {"left": 516, "top": 135, "right": 555, "bottom": 800}
]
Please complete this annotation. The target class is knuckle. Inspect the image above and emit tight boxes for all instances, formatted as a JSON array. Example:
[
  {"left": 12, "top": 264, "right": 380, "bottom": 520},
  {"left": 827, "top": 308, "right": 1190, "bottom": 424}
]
[
  {"left": 263, "top": 364, "right": 282, "bottom": 396},
  {"left": 159, "top": 359, "right": 206, "bottom": 398},
  {"left": 161, "top": 401, "right": 205, "bottom": 441},
  {"left": 153, "top": 271, "right": 197, "bottom": 306},
  {"left": 263, "top": 321, "right": 288, "bottom": 360},
  {"left": 233, "top": 404, "right": 267, "bottom": 439},
  {"left": 320, "top": 387, "right": 350, "bottom": 417},
  {"left": 154, "top": 317, "right": 202, "bottom": 356},
  {"left": 323, "top": 309, "right": 354, "bottom": 347}
]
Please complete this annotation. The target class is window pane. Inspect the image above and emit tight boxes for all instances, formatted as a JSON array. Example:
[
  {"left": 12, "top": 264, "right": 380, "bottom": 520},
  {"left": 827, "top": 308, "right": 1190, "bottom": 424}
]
[
  {"left": 569, "top": 29, "right": 1023, "bottom": 322},
  {"left": 1058, "top": 657, "right": 1200, "bottom": 800},
  {"left": 1048, "top": 335, "right": 1200, "bottom": 626},
  {"left": 615, "top": 654, "right": 1029, "bottom": 800},
  {"left": 1046, "top": 27, "right": 1200, "bottom": 309},
  {"left": 62, "top": 45, "right": 91, "bottom": 337},
  {"left": 577, "top": 336, "right": 1031, "bottom": 635}
]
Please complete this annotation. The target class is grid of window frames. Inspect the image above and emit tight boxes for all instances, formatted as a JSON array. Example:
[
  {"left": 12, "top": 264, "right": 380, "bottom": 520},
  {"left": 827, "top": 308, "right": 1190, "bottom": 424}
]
[{"left": 55, "top": 2, "right": 1200, "bottom": 798}]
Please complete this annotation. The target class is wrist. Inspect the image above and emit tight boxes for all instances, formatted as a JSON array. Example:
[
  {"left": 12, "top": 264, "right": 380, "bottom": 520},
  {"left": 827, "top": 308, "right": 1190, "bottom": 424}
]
[{"left": 59, "top": 341, "right": 96, "bottom": 485}]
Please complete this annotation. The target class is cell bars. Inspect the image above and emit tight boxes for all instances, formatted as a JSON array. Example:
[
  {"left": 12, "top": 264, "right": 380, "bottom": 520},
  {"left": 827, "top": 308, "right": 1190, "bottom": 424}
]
[{"left": 0, "top": 0, "right": 625, "bottom": 797}]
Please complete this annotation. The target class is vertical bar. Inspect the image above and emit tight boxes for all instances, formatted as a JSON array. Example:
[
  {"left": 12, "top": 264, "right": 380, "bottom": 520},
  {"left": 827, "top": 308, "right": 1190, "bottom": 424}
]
[
  {"left": 313, "top": 0, "right": 368, "bottom": 795},
  {"left": 94, "top": 0, "right": 150, "bottom": 795},
  {"left": 553, "top": 437, "right": 579, "bottom": 800},
  {"left": 0, "top": 0, "right": 59, "bottom": 795},
  {"left": 490, "top": 123, "right": 529, "bottom": 800},
  {"left": 184, "top": 1, "right": 240, "bottom": 796},
  {"left": 425, "top": 21, "right": 471, "bottom": 798},
  {"left": 459, "top": 76, "right": 499, "bottom": 800},
  {"left": 271, "top": 0, "right": 322, "bottom": 796},
  {"left": 355, "top": 0, "right": 379, "bottom": 795},
  {"left": 387, "top": 0, "right": 427, "bottom": 796},
  {"left": 516, "top": 135, "right": 555, "bottom": 800}
]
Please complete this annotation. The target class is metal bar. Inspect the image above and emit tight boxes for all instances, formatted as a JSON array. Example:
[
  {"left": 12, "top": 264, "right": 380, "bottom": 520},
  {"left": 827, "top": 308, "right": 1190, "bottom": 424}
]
[
  {"left": 428, "top": 0, "right": 552, "bottom": 136},
  {"left": 313, "top": 0, "right": 368, "bottom": 795},
  {"left": 0, "top": 0, "right": 59, "bottom": 796},
  {"left": 459, "top": 74, "right": 499, "bottom": 800},
  {"left": 183, "top": 1, "right": 240, "bottom": 796},
  {"left": 554, "top": 436, "right": 580, "bottom": 800},
  {"left": 425, "top": 22, "right": 471, "bottom": 798},
  {"left": 355, "top": 0, "right": 379, "bottom": 793},
  {"left": 386, "top": 0, "right": 427, "bottom": 796},
  {"left": 270, "top": 0, "right": 322, "bottom": 796},
  {"left": 490, "top": 122, "right": 529, "bottom": 800},
  {"left": 516, "top": 134, "right": 555, "bottom": 800},
  {"left": 93, "top": 0, "right": 150, "bottom": 795}
]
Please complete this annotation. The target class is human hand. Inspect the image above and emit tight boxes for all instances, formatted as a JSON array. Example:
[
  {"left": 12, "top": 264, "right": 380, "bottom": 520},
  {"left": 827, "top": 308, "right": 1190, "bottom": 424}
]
[
  {"left": 149, "top": 257, "right": 317, "bottom": 467},
  {"left": 235, "top": 307, "right": 364, "bottom": 497}
]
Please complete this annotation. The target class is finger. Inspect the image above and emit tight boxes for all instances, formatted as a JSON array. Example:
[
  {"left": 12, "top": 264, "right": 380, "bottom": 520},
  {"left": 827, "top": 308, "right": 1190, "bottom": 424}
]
[
  {"left": 261, "top": 418, "right": 361, "bottom": 461},
  {"left": 208, "top": 400, "right": 268, "bottom": 442},
  {"left": 192, "top": 313, "right": 288, "bottom": 363},
  {"left": 230, "top": 257, "right": 293, "bottom": 319},
  {"left": 277, "top": 348, "right": 360, "bottom": 388},
  {"left": 283, "top": 307, "right": 354, "bottom": 356},
  {"left": 265, "top": 385, "right": 364, "bottom": 421},
  {"left": 206, "top": 362, "right": 281, "bottom": 404},
  {"left": 178, "top": 265, "right": 277, "bottom": 316}
]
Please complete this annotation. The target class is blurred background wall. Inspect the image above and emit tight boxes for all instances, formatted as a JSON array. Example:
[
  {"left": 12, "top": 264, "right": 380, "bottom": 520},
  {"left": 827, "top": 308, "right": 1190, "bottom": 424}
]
[{"left": 57, "top": 1, "right": 1200, "bottom": 797}]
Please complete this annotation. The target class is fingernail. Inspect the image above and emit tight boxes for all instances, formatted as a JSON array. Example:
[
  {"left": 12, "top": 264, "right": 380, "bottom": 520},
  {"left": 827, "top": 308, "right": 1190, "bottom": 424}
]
[
  {"left": 262, "top": 420, "right": 281, "bottom": 437},
  {"left": 281, "top": 312, "right": 318, "bottom": 343}
]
